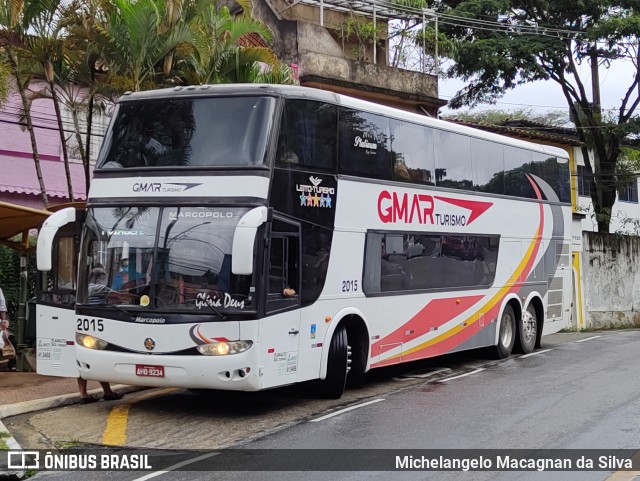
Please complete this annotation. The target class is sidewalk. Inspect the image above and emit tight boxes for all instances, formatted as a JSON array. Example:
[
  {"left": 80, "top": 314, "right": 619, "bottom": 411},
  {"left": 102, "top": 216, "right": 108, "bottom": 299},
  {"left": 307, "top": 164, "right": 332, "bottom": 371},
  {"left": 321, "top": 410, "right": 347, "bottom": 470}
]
[{"left": 0, "top": 371, "right": 142, "bottom": 419}]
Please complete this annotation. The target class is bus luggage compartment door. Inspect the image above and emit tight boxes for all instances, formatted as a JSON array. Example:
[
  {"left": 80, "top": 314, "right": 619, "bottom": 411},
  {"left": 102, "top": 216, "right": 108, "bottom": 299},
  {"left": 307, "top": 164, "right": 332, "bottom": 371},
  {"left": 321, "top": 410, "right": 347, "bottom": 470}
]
[{"left": 36, "top": 303, "right": 79, "bottom": 377}]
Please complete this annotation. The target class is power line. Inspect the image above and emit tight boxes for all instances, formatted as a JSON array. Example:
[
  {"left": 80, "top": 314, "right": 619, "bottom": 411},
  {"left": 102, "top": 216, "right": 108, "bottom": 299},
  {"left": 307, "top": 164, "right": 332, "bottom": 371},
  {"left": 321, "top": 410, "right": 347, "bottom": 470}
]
[
  {"left": 0, "top": 117, "right": 105, "bottom": 136},
  {"left": 436, "top": 12, "right": 582, "bottom": 38}
]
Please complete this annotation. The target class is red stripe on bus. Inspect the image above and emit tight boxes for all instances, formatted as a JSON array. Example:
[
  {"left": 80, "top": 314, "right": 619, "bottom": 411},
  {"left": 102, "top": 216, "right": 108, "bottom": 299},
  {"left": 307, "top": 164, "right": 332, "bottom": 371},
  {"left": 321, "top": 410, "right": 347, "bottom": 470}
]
[
  {"left": 371, "top": 295, "right": 484, "bottom": 356},
  {"left": 373, "top": 186, "right": 547, "bottom": 366}
]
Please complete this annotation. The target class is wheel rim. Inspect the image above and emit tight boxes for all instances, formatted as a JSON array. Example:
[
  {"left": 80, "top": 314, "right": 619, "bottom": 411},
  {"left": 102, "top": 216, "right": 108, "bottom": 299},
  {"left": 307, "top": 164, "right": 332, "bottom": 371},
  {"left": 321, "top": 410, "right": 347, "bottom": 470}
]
[
  {"left": 501, "top": 312, "right": 513, "bottom": 347},
  {"left": 523, "top": 308, "right": 537, "bottom": 344}
]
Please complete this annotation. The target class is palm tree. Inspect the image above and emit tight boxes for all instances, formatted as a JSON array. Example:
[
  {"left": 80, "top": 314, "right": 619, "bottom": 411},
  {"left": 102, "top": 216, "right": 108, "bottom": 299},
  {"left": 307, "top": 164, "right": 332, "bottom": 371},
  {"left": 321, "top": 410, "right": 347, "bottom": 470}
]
[
  {"left": 181, "top": 0, "right": 278, "bottom": 85},
  {"left": 94, "top": 0, "right": 193, "bottom": 92},
  {"left": 0, "top": 55, "right": 9, "bottom": 105},
  {"left": 25, "top": 0, "right": 75, "bottom": 201},
  {"left": 253, "top": 62, "right": 298, "bottom": 85},
  {"left": 61, "top": 0, "right": 113, "bottom": 190},
  {"left": 0, "top": 0, "right": 49, "bottom": 208}
]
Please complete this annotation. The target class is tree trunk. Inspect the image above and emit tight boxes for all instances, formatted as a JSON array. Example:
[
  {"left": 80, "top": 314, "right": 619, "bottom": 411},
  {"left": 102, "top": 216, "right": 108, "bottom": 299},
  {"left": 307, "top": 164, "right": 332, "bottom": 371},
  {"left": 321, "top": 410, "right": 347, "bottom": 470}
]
[
  {"left": 48, "top": 77, "right": 74, "bottom": 202},
  {"left": 84, "top": 88, "right": 94, "bottom": 193},
  {"left": 586, "top": 146, "right": 618, "bottom": 234},
  {"left": 71, "top": 106, "right": 85, "bottom": 163},
  {"left": 70, "top": 105, "right": 87, "bottom": 192},
  {"left": 6, "top": 46, "right": 49, "bottom": 209}
]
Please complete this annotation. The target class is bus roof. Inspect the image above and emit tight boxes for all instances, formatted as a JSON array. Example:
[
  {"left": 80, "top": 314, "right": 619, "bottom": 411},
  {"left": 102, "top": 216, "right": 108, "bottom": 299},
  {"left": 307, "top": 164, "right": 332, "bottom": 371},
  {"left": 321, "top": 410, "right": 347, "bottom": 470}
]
[{"left": 121, "top": 84, "right": 569, "bottom": 160}]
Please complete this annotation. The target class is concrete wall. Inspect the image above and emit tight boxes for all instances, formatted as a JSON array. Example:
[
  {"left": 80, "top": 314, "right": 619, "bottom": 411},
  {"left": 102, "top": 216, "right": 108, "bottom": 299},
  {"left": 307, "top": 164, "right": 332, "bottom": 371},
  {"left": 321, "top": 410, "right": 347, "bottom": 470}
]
[
  {"left": 581, "top": 231, "right": 640, "bottom": 329},
  {"left": 253, "top": 0, "right": 440, "bottom": 108}
]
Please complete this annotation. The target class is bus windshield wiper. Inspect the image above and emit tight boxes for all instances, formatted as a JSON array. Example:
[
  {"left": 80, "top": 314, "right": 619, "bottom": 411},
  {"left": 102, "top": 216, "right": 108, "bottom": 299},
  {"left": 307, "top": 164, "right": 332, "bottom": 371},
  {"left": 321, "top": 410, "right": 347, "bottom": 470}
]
[{"left": 90, "top": 302, "right": 137, "bottom": 322}]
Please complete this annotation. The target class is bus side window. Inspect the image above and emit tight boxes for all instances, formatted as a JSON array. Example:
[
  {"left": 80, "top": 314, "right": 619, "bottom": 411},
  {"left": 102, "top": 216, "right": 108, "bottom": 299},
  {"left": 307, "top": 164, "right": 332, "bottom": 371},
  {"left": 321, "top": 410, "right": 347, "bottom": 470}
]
[
  {"left": 267, "top": 225, "right": 300, "bottom": 312},
  {"left": 276, "top": 100, "right": 337, "bottom": 172}
]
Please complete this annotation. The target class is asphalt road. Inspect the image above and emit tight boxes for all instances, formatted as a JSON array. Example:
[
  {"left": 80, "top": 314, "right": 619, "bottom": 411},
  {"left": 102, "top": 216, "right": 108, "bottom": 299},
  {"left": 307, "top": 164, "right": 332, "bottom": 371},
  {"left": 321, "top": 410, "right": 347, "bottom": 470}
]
[{"left": 16, "top": 330, "right": 640, "bottom": 481}]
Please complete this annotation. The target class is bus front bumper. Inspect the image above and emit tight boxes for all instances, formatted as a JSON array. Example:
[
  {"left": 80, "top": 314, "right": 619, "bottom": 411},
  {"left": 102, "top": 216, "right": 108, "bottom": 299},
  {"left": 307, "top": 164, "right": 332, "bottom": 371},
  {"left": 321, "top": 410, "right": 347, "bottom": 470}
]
[{"left": 76, "top": 346, "right": 262, "bottom": 391}]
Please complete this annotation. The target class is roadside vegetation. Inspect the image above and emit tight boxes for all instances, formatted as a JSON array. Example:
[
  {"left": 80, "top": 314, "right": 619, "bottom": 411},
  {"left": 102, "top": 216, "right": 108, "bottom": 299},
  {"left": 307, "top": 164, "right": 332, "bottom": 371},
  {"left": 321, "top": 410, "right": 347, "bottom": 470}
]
[{"left": 0, "top": 0, "right": 296, "bottom": 206}]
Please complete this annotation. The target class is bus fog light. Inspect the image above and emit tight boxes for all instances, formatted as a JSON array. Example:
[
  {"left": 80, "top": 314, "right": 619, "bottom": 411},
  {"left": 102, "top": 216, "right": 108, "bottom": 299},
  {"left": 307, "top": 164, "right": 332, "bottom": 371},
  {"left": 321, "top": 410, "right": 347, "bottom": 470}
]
[
  {"left": 197, "top": 340, "right": 253, "bottom": 356},
  {"left": 76, "top": 333, "right": 108, "bottom": 350}
]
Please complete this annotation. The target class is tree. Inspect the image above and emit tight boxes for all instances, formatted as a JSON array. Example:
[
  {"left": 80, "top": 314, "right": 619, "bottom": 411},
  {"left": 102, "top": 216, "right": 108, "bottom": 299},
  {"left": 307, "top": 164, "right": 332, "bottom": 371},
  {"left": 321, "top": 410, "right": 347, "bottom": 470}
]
[
  {"left": 0, "top": 0, "right": 50, "bottom": 209},
  {"left": 25, "top": 0, "right": 76, "bottom": 202},
  {"left": 0, "top": 55, "right": 9, "bottom": 105},
  {"left": 93, "top": 0, "right": 193, "bottom": 92},
  {"left": 445, "top": 107, "right": 569, "bottom": 128},
  {"left": 180, "top": 0, "right": 279, "bottom": 85},
  {"left": 437, "top": 0, "right": 640, "bottom": 232},
  {"left": 62, "top": 0, "right": 113, "bottom": 190}
]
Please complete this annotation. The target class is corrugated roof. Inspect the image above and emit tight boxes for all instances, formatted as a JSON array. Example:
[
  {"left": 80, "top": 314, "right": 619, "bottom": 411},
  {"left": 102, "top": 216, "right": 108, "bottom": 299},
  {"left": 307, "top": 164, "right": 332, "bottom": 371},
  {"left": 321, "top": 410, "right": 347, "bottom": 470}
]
[
  {"left": 0, "top": 201, "right": 50, "bottom": 250},
  {"left": 447, "top": 119, "right": 584, "bottom": 147},
  {"left": 0, "top": 201, "right": 85, "bottom": 252},
  {"left": 238, "top": 32, "right": 269, "bottom": 48},
  {"left": 0, "top": 155, "right": 87, "bottom": 200}
]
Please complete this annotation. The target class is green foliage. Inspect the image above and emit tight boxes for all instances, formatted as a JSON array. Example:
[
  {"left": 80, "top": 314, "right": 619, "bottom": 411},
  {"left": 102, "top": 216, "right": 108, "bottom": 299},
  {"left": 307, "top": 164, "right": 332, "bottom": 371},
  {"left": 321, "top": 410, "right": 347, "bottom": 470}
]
[
  {"left": 0, "top": 55, "right": 9, "bottom": 106},
  {"left": 392, "top": 0, "right": 427, "bottom": 8},
  {"left": 254, "top": 63, "right": 299, "bottom": 85},
  {"left": 337, "top": 14, "right": 382, "bottom": 61},
  {"left": 438, "top": 0, "right": 640, "bottom": 232},
  {"left": 446, "top": 107, "right": 570, "bottom": 127},
  {"left": 0, "top": 245, "right": 20, "bottom": 317},
  {"left": 182, "top": 1, "right": 277, "bottom": 85}
]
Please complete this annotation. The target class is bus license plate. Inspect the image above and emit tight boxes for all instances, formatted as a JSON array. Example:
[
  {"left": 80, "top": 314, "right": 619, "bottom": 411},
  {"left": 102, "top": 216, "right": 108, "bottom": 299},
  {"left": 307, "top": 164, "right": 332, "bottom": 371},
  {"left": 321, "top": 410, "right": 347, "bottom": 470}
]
[{"left": 135, "top": 364, "right": 165, "bottom": 378}]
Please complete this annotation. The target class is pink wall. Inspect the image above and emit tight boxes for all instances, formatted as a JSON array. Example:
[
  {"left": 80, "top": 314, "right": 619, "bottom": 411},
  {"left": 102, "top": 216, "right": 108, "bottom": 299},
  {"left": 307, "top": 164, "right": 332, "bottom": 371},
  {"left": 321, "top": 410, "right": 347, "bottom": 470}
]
[{"left": 0, "top": 80, "right": 89, "bottom": 210}]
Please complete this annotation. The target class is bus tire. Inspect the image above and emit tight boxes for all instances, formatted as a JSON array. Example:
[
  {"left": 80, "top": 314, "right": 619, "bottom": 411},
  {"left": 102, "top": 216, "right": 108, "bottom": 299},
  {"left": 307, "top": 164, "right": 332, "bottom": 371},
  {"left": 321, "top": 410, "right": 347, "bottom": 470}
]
[
  {"left": 515, "top": 303, "right": 537, "bottom": 354},
  {"left": 321, "top": 325, "right": 349, "bottom": 399},
  {"left": 493, "top": 304, "right": 516, "bottom": 359}
]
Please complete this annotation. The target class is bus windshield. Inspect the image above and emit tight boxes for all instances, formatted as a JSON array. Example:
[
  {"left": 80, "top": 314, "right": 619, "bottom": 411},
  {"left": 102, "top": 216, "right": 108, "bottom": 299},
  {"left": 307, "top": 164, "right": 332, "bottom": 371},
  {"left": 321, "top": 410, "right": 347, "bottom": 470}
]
[
  {"left": 97, "top": 96, "right": 276, "bottom": 169},
  {"left": 78, "top": 207, "right": 256, "bottom": 313}
]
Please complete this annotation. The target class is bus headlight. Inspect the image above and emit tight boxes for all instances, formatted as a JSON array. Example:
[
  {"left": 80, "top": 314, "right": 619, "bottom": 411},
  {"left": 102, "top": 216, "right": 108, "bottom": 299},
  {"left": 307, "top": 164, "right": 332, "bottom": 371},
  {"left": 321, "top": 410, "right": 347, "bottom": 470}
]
[
  {"left": 76, "top": 333, "right": 108, "bottom": 350},
  {"left": 197, "top": 340, "right": 253, "bottom": 356}
]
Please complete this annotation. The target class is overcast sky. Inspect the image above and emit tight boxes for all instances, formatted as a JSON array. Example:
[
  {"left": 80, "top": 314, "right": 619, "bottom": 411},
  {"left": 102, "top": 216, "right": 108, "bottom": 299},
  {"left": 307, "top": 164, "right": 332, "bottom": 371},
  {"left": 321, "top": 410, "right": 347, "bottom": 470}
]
[{"left": 438, "top": 57, "right": 638, "bottom": 118}]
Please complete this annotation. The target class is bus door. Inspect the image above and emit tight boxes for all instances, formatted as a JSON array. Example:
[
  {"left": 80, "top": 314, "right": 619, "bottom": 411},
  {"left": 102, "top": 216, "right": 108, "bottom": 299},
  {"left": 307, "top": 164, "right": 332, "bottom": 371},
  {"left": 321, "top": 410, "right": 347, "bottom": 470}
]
[
  {"left": 260, "top": 218, "right": 302, "bottom": 387},
  {"left": 36, "top": 224, "right": 80, "bottom": 377}
]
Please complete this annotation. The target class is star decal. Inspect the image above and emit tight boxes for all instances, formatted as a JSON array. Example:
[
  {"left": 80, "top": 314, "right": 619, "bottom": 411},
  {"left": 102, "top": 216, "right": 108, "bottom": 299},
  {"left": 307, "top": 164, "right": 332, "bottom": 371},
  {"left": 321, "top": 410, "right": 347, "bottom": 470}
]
[{"left": 299, "top": 193, "right": 307, "bottom": 206}]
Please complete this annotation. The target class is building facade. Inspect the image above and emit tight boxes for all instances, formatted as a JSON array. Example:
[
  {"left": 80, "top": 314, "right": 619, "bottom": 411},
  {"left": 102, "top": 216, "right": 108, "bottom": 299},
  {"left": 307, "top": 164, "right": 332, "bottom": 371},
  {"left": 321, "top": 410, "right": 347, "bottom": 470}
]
[{"left": 0, "top": 80, "right": 108, "bottom": 210}]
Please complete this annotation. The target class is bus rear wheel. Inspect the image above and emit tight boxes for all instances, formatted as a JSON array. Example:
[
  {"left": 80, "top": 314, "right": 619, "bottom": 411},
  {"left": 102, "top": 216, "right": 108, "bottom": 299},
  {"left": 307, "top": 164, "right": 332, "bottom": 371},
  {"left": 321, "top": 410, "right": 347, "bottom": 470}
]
[
  {"left": 515, "top": 303, "right": 537, "bottom": 354},
  {"left": 493, "top": 304, "right": 516, "bottom": 359},
  {"left": 321, "top": 325, "right": 350, "bottom": 399}
]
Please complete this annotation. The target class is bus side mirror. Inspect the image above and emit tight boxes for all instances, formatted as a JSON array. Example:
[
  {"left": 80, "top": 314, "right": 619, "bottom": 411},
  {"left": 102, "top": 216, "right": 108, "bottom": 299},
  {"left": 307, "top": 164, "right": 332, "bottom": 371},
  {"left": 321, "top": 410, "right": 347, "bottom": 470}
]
[
  {"left": 232, "top": 206, "right": 268, "bottom": 276},
  {"left": 37, "top": 208, "right": 77, "bottom": 271}
]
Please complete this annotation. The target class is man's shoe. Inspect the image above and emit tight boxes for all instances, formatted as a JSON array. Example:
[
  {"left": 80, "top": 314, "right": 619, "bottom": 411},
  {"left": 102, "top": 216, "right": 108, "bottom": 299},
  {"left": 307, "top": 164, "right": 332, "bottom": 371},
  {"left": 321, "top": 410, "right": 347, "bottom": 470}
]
[{"left": 103, "top": 392, "right": 124, "bottom": 401}]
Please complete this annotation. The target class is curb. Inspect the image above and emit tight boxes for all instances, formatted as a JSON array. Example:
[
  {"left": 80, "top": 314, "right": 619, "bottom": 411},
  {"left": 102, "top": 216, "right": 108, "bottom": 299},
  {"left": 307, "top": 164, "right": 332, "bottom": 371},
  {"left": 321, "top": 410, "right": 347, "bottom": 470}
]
[
  {"left": 0, "top": 384, "right": 146, "bottom": 419},
  {"left": 0, "top": 418, "right": 25, "bottom": 480},
  {"left": 0, "top": 385, "right": 148, "bottom": 479}
]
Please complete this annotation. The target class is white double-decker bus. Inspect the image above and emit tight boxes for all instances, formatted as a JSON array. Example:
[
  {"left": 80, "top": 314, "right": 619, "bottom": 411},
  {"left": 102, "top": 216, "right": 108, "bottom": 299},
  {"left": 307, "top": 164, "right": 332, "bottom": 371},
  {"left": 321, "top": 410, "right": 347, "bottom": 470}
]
[{"left": 37, "top": 84, "right": 571, "bottom": 398}]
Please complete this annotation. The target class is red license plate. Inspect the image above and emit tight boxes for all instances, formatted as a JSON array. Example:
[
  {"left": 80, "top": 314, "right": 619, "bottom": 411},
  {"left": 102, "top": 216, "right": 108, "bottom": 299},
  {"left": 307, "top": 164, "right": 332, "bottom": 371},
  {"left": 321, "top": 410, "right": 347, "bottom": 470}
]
[{"left": 135, "top": 364, "right": 165, "bottom": 377}]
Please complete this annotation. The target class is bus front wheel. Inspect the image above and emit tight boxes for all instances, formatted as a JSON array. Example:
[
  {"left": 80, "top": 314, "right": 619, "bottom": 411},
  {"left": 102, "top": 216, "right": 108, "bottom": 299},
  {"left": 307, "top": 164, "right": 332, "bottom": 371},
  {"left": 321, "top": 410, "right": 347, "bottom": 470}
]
[
  {"left": 493, "top": 304, "right": 516, "bottom": 359},
  {"left": 321, "top": 325, "right": 350, "bottom": 399}
]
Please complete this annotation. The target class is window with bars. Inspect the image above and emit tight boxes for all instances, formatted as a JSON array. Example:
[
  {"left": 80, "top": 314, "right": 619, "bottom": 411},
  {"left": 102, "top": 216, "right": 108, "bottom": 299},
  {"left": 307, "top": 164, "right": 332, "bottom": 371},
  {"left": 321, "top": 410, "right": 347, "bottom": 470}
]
[
  {"left": 577, "top": 165, "right": 592, "bottom": 197},
  {"left": 619, "top": 180, "right": 639, "bottom": 203}
]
